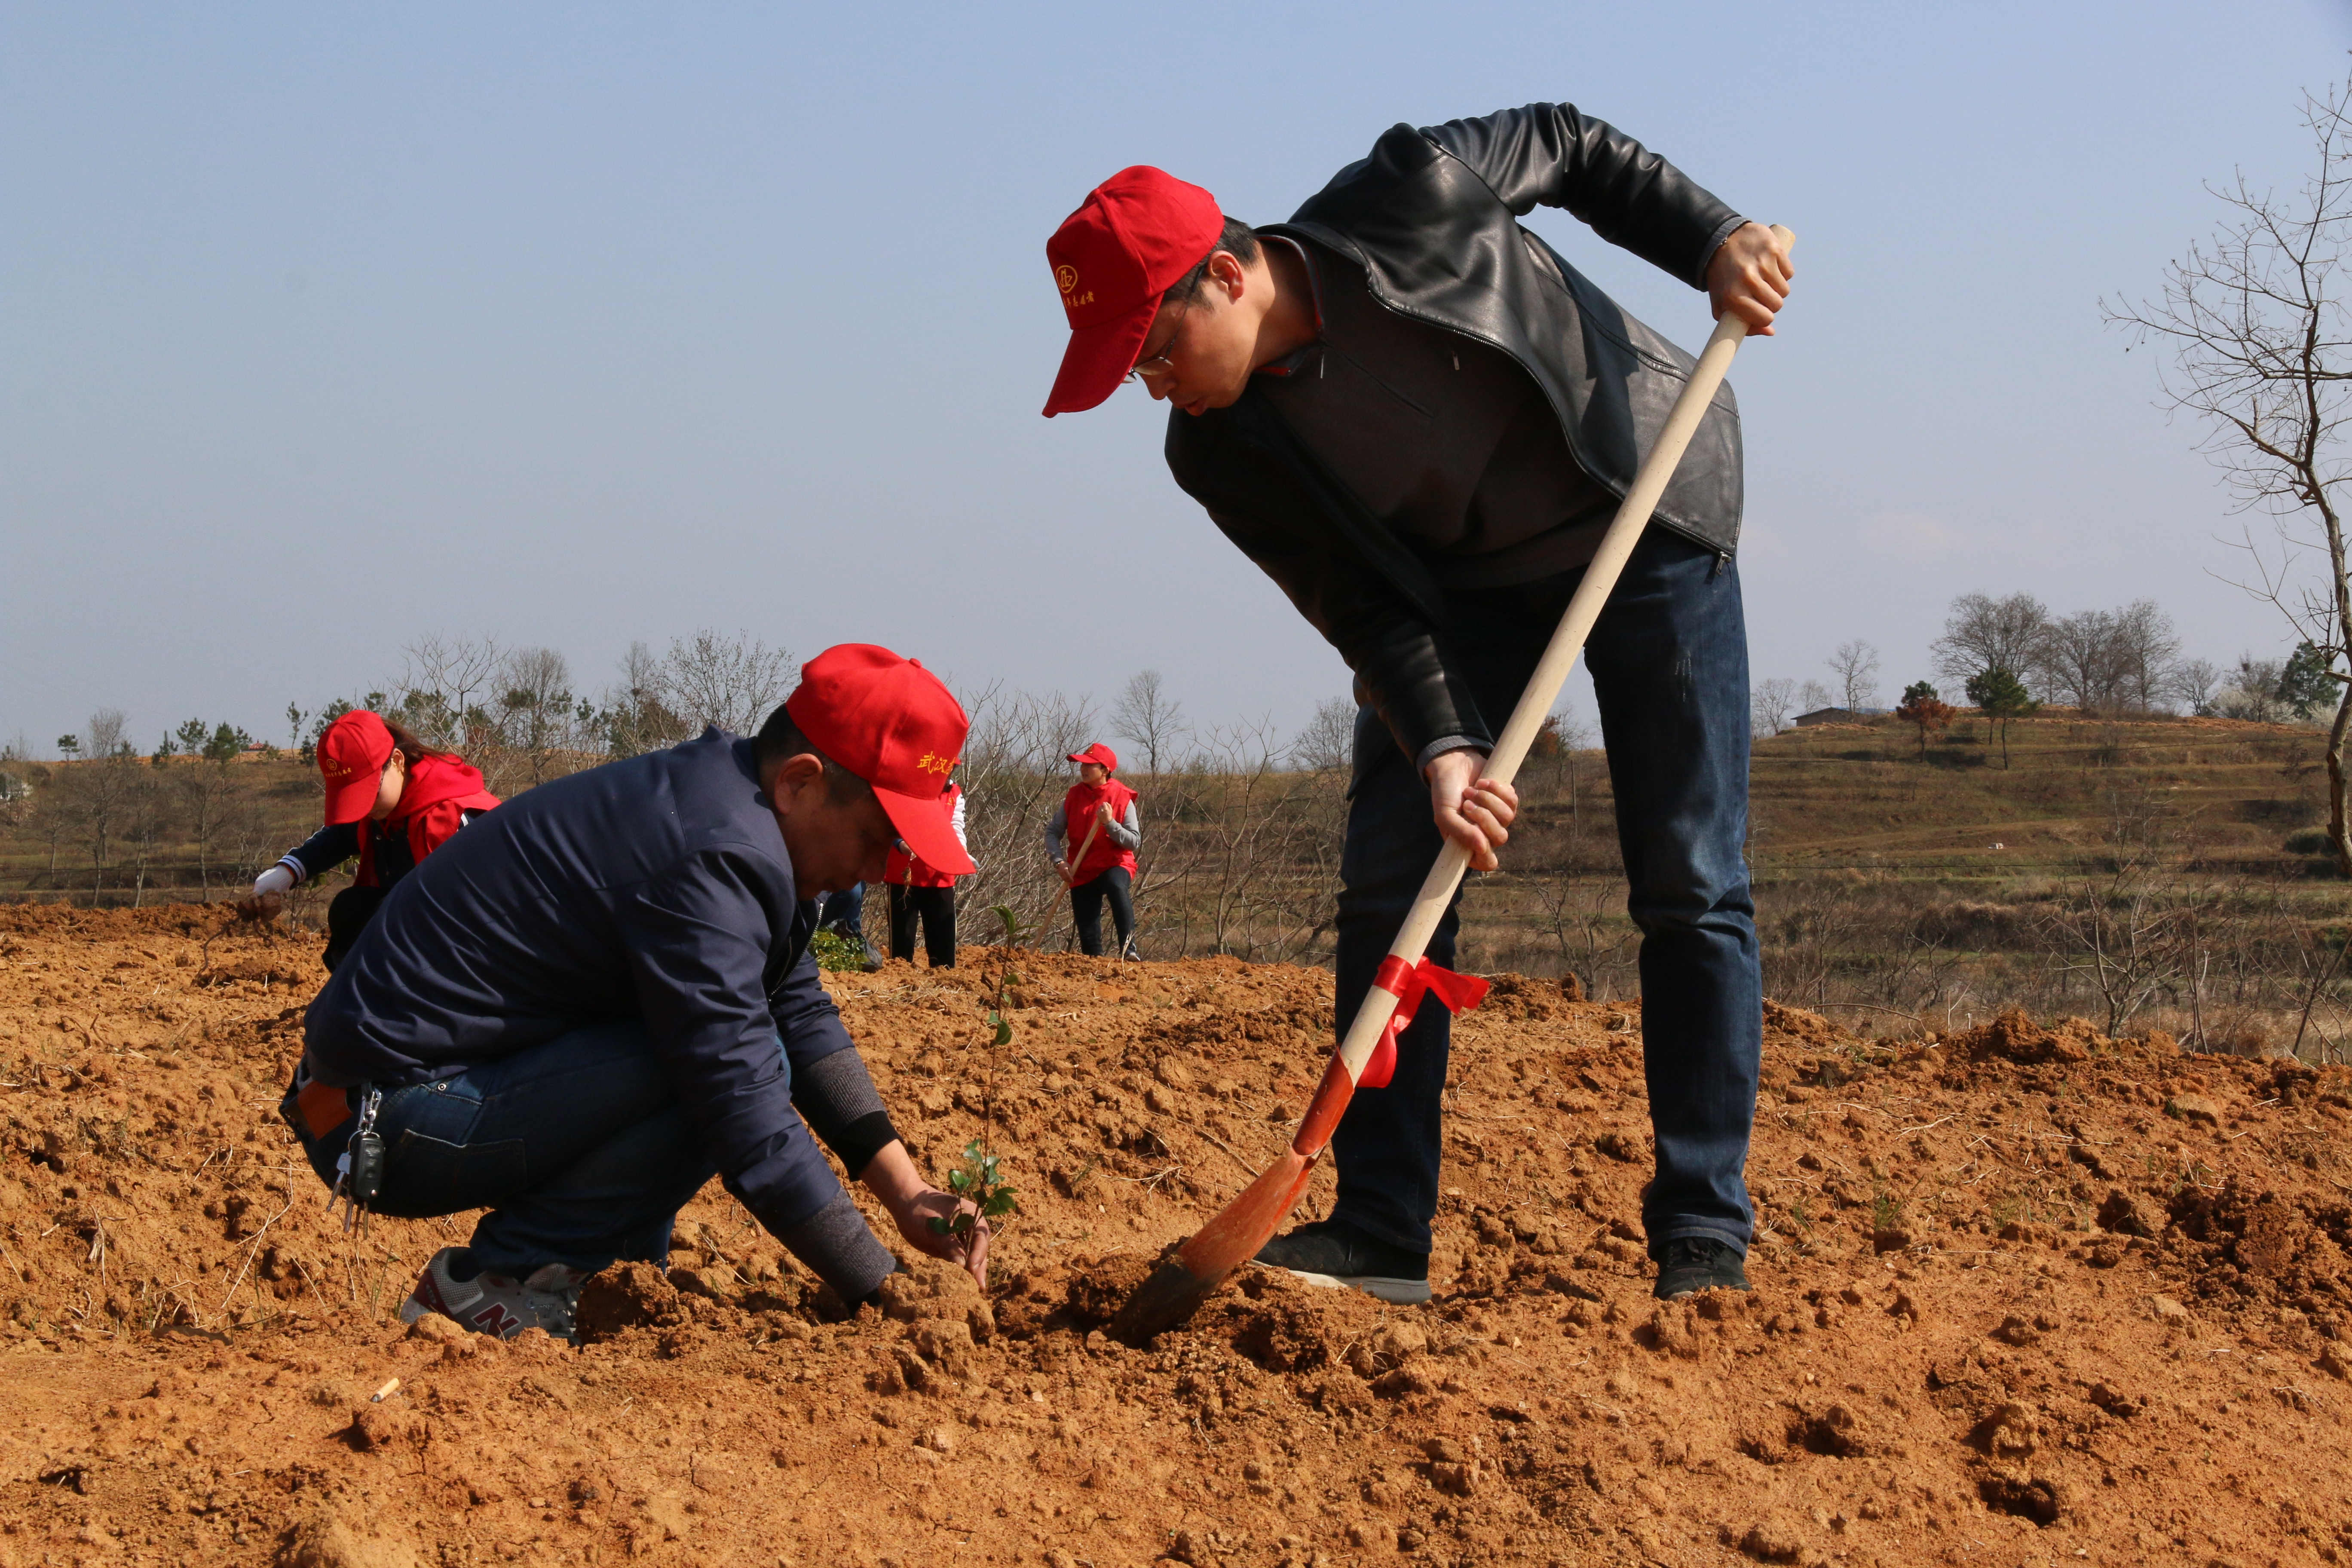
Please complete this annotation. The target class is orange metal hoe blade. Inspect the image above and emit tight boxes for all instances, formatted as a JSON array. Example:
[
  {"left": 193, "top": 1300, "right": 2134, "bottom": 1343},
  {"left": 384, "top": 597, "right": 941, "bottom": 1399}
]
[
  {"left": 1109, "top": 1151, "right": 1316, "bottom": 1344},
  {"left": 1111, "top": 1059, "right": 1356, "bottom": 1344}
]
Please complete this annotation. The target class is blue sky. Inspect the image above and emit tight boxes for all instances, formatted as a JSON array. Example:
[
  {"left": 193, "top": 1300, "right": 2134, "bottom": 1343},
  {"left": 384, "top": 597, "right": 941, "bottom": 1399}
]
[{"left": 4, "top": 1, "right": 2347, "bottom": 752}]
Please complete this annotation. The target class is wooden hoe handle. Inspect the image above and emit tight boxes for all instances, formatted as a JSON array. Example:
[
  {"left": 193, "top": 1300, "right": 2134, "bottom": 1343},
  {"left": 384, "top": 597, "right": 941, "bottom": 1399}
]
[{"left": 1061, "top": 814, "right": 1106, "bottom": 889}]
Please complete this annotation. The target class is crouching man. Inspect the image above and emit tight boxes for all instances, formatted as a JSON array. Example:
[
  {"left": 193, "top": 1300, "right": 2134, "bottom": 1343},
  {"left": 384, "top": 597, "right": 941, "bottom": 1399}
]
[{"left": 285, "top": 644, "right": 984, "bottom": 1338}]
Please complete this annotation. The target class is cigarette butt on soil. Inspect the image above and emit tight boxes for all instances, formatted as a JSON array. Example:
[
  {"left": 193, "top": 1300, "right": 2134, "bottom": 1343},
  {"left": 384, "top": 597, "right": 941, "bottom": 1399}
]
[{"left": 370, "top": 1378, "right": 401, "bottom": 1403}]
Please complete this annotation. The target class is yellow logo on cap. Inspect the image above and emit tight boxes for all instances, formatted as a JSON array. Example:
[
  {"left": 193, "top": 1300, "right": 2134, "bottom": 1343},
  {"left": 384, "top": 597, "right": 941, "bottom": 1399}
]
[
  {"left": 916, "top": 752, "right": 959, "bottom": 777},
  {"left": 1055, "top": 264, "right": 1079, "bottom": 294}
]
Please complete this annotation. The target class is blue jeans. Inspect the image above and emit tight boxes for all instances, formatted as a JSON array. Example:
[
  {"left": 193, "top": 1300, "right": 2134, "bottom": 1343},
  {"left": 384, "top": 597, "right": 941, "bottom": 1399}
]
[
  {"left": 1330, "top": 530, "right": 1761, "bottom": 1260},
  {"left": 286, "top": 1020, "right": 717, "bottom": 1275}
]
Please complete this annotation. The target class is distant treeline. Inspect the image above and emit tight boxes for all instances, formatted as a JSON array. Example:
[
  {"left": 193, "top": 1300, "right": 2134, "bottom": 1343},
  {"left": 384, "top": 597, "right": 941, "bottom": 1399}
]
[{"left": 1751, "top": 592, "right": 2334, "bottom": 738}]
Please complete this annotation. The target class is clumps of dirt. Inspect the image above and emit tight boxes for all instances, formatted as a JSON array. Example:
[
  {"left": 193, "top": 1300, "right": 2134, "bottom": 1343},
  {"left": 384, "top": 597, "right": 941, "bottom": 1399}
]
[
  {"left": 573, "top": 1260, "right": 686, "bottom": 1340},
  {"left": 1947, "top": 1007, "right": 2101, "bottom": 1064},
  {"left": 989, "top": 1249, "right": 1163, "bottom": 1336},
  {"left": 16, "top": 905, "right": 2352, "bottom": 1565}
]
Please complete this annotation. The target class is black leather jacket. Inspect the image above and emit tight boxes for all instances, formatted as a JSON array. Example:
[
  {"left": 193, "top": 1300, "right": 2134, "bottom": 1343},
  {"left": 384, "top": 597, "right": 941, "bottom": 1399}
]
[{"left": 1164, "top": 104, "right": 1747, "bottom": 766}]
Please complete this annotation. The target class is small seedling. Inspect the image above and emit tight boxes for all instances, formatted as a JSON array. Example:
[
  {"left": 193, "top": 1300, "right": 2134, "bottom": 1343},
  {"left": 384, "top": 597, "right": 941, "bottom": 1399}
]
[
  {"left": 927, "top": 960, "right": 1025, "bottom": 1242},
  {"left": 1871, "top": 1176, "right": 1902, "bottom": 1235},
  {"left": 988, "top": 903, "right": 1041, "bottom": 949},
  {"left": 930, "top": 1139, "right": 1019, "bottom": 1239}
]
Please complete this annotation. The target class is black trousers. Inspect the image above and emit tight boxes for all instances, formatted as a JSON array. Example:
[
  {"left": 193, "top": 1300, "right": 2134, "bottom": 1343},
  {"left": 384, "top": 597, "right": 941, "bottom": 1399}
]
[
  {"left": 1069, "top": 867, "right": 1136, "bottom": 958},
  {"left": 887, "top": 883, "right": 956, "bottom": 968}
]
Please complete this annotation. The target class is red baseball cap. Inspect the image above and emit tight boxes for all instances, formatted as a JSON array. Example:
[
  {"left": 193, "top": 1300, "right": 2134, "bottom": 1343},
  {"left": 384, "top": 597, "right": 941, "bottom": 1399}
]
[
  {"left": 784, "top": 645, "right": 976, "bottom": 876},
  {"left": 1041, "top": 166, "right": 1225, "bottom": 417},
  {"left": 318, "top": 711, "right": 395, "bottom": 826},
  {"left": 1068, "top": 742, "right": 1117, "bottom": 772}
]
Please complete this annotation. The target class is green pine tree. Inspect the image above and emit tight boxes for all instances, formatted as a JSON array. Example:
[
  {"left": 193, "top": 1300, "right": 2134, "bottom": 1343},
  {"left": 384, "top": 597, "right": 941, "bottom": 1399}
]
[
  {"left": 1964, "top": 667, "right": 2040, "bottom": 769},
  {"left": 2279, "top": 641, "right": 2337, "bottom": 720}
]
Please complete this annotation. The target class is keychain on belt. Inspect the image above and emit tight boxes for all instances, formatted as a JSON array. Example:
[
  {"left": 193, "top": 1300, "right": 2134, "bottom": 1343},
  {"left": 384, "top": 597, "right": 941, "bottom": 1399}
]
[{"left": 331, "top": 1086, "right": 384, "bottom": 1235}]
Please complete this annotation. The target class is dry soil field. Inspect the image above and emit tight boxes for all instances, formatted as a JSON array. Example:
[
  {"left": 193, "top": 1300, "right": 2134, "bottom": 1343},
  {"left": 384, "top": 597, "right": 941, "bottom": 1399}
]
[{"left": 5, "top": 903, "right": 2352, "bottom": 1567}]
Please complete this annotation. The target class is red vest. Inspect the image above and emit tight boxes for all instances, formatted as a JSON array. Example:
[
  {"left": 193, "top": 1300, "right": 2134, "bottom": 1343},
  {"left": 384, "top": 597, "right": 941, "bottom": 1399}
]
[
  {"left": 1060, "top": 779, "right": 1137, "bottom": 882},
  {"left": 884, "top": 784, "right": 962, "bottom": 889},
  {"left": 355, "top": 753, "right": 500, "bottom": 888}
]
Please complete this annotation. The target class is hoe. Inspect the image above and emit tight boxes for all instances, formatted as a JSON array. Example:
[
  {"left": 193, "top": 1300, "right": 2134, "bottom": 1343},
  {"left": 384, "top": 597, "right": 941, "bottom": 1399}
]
[{"left": 1112, "top": 229, "right": 1794, "bottom": 1342}]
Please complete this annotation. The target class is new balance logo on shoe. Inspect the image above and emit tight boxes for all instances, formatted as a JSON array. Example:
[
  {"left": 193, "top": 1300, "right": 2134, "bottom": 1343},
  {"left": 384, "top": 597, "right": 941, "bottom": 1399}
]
[{"left": 470, "top": 1303, "right": 521, "bottom": 1338}]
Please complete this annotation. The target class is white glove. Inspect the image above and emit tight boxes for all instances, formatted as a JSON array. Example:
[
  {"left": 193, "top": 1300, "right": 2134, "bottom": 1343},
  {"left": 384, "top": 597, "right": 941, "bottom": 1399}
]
[{"left": 251, "top": 864, "right": 297, "bottom": 898}]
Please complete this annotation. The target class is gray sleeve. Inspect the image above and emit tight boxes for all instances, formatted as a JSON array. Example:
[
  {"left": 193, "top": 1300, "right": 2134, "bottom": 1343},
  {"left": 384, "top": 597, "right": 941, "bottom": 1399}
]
[
  {"left": 1103, "top": 800, "right": 1142, "bottom": 851},
  {"left": 1044, "top": 802, "right": 1068, "bottom": 854},
  {"left": 792, "top": 1047, "right": 898, "bottom": 1181},
  {"left": 769, "top": 1190, "right": 897, "bottom": 1304}
]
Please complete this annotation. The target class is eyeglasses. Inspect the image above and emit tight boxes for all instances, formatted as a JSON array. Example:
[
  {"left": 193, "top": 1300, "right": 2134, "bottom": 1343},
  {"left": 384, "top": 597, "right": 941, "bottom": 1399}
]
[{"left": 1126, "top": 308, "right": 1185, "bottom": 384}]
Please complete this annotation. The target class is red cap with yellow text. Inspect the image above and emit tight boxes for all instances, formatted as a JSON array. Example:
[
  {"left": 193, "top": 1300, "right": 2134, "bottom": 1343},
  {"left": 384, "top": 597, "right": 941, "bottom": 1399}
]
[
  {"left": 318, "top": 711, "right": 396, "bottom": 826},
  {"left": 1041, "top": 166, "right": 1225, "bottom": 417},
  {"left": 1067, "top": 742, "right": 1117, "bottom": 772},
  {"left": 783, "top": 645, "right": 976, "bottom": 876}
]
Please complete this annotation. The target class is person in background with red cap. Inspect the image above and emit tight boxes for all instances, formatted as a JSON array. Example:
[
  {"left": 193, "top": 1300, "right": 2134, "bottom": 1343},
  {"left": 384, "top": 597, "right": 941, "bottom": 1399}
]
[
  {"left": 1041, "top": 106, "right": 1792, "bottom": 1306},
  {"left": 1046, "top": 743, "right": 1141, "bottom": 960},
  {"left": 239, "top": 710, "right": 499, "bottom": 970},
  {"left": 287, "top": 644, "right": 988, "bottom": 1340},
  {"left": 881, "top": 776, "right": 968, "bottom": 968}
]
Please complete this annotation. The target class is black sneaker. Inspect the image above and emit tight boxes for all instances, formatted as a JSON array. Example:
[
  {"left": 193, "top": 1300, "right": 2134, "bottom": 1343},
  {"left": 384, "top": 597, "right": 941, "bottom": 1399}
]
[
  {"left": 1654, "top": 1236, "right": 1750, "bottom": 1301},
  {"left": 1253, "top": 1219, "right": 1430, "bottom": 1305}
]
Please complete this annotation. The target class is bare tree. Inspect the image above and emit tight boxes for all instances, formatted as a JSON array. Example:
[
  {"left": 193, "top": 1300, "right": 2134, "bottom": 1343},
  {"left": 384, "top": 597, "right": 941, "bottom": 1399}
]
[
  {"left": 954, "top": 685, "right": 1100, "bottom": 944},
  {"left": 2110, "top": 600, "right": 2183, "bottom": 711},
  {"left": 85, "top": 708, "right": 129, "bottom": 760},
  {"left": 1109, "top": 670, "right": 1187, "bottom": 776},
  {"left": 2106, "top": 78, "right": 2352, "bottom": 872},
  {"left": 2168, "top": 656, "right": 2226, "bottom": 716},
  {"left": 1154, "top": 718, "right": 1344, "bottom": 961},
  {"left": 175, "top": 739, "right": 248, "bottom": 896},
  {"left": 1798, "top": 678, "right": 1836, "bottom": 714},
  {"left": 1751, "top": 677, "right": 1800, "bottom": 738},
  {"left": 1932, "top": 593, "right": 2050, "bottom": 691},
  {"left": 600, "top": 640, "right": 691, "bottom": 759},
  {"left": 2219, "top": 654, "right": 2290, "bottom": 721},
  {"left": 121, "top": 769, "right": 172, "bottom": 908},
  {"left": 652, "top": 630, "right": 796, "bottom": 736},
  {"left": 399, "top": 634, "right": 505, "bottom": 748},
  {"left": 67, "top": 711, "right": 140, "bottom": 897},
  {"left": 1825, "top": 640, "right": 1881, "bottom": 711},
  {"left": 1289, "top": 697, "right": 1357, "bottom": 772},
  {"left": 2036, "top": 787, "right": 2195, "bottom": 1035},
  {"left": 488, "top": 645, "right": 582, "bottom": 789},
  {"left": 2035, "top": 609, "right": 2125, "bottom": 711}
]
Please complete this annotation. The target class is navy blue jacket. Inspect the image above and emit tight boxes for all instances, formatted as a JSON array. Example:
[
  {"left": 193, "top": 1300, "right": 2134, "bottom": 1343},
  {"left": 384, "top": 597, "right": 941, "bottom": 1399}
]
[{"left": 304, "top": 730, "right": 853, "bottom": 1236}]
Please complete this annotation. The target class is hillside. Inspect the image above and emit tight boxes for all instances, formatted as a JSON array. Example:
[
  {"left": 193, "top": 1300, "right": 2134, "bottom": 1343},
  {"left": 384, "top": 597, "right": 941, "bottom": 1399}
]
[{"left": 6, "top": 904, "right": 2352, "bottom": 1565}]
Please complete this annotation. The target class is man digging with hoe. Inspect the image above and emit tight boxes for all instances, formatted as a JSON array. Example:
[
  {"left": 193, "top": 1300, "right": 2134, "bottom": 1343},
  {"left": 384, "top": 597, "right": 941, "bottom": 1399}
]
[
  {"left": 285, "top": 644, "right": 989, "bottom": 1338},
  {"left": 1043, "top": 103, "right": 1793, "bottom": 1309}
]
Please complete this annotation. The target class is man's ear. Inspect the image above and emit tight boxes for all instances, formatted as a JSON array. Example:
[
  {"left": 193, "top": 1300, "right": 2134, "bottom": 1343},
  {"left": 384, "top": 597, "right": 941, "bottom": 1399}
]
[
  {"left": 766, "top": 752, "right": 827, "bottom": 815},
  {"left": 1207, "top": 248, "right": 1250, "bottom": 303}
]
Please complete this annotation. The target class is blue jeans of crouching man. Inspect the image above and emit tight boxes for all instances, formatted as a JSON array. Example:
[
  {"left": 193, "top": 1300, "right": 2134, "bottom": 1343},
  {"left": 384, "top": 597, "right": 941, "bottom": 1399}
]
[
  {"left": 1330, "top": 530, "right": 1762, "bottom": 1262},
  {"left": 285, "top": 1019, "right": 717, "bottom": 1275}
]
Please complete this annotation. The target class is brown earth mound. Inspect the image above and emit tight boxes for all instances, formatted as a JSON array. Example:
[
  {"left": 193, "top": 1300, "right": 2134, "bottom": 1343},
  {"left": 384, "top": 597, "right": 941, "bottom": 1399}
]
[{"left": 6, "top": 904, "right": 2352, "bottom": 1565}]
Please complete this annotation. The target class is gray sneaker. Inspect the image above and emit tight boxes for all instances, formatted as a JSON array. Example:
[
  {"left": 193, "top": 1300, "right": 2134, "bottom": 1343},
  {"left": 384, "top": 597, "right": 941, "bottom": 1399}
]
[{"left": 398, "top": 1247, "right": 586, "bottom": 1340}]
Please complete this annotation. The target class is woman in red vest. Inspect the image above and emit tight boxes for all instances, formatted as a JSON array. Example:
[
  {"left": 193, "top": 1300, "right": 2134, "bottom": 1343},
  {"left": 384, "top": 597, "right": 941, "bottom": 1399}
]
[
  {"left": 1046, "top": 743, "right": 1142, "bottom": 959},
  {"left": 241, "top": 710, "right": 500, "bottom": 969},
  {"left": 882, "top": 781, "right": 968, "bottom": 968}
]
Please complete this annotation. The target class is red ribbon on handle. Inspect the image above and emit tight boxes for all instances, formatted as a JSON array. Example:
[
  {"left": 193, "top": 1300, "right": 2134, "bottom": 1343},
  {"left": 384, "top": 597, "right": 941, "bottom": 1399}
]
[{"left": 1357, "top": 955, "right": 1491, "bottom": 1089}]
